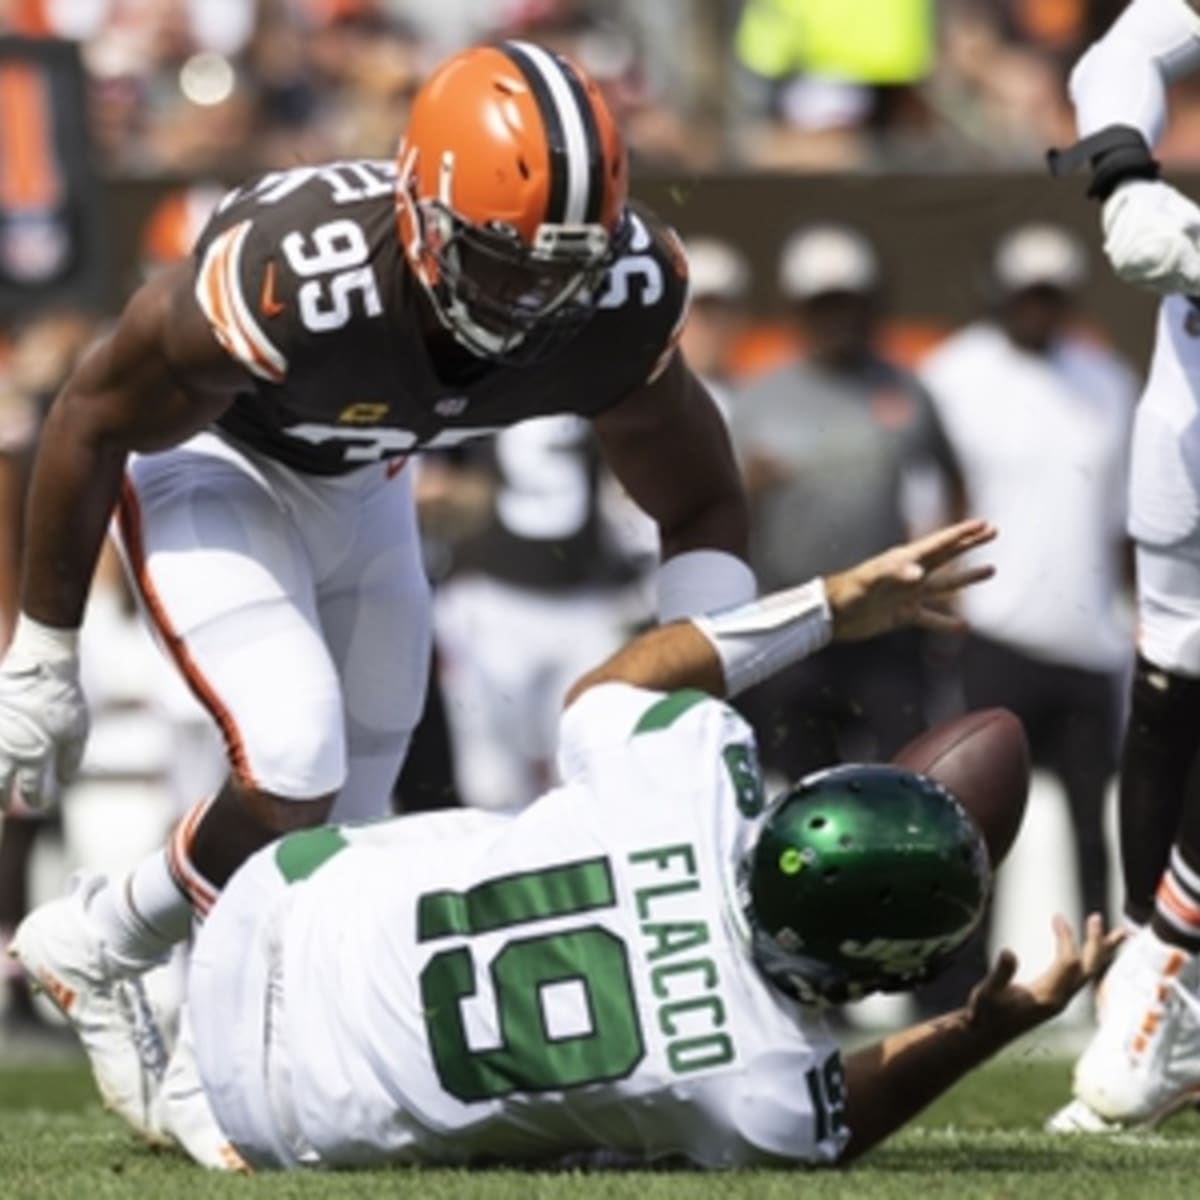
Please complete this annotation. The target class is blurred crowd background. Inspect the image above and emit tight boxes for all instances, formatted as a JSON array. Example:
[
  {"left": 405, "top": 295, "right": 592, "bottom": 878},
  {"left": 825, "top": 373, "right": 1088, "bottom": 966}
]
[
  {"left": 0, "top": 0, "right": 1168, "bottom": 1044},
  {"left": 0, "top": 0, "right": 1165, "bottom": 175}
]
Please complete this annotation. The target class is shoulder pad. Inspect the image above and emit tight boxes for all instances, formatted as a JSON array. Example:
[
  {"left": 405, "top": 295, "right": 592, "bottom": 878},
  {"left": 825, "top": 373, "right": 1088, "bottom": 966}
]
[
  {"left": 194, "top": 219, "right": 288, "bottom": 383},
  {"left": 189, "top": 162, "right": 397, "bottom": 385},
  {"left": 598, "top": 203, "right": 691, "bottom": 385}
]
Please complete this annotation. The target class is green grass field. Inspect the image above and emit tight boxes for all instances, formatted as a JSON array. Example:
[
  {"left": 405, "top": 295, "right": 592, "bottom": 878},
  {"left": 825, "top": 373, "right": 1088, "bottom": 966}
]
[{"left": 2, "top": 1052, "right": 1199, "bottom": 1200}]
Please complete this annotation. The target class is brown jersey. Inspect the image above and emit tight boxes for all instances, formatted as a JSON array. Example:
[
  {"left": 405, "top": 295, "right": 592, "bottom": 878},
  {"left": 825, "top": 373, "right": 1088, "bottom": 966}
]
[{"left": 191, "top": 160, "right": 689, "bottom": 475}]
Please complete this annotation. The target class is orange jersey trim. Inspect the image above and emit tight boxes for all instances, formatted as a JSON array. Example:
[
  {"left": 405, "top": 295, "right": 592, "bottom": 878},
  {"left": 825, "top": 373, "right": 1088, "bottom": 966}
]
[
  {"left": 195, "top": 223, "right": 288, "bottom": 383},
  {"left": 116, "top": 477, "right": 258, "bottom": 793},
  {"left": 259, "top": 259, "right": 285, "bottom": 318}
]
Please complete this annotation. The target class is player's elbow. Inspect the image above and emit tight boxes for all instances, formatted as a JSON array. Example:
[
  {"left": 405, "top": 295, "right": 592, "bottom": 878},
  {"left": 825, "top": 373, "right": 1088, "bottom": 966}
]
[
  {"left": 49, "top": 376, "right": 152, "bottom": 463},
  {"left": 42, "top": 374, "right": 122, "bottom": 451}
]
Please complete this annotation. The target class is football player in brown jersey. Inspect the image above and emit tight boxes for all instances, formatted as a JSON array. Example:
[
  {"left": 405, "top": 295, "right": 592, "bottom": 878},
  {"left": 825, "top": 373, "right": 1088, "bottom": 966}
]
[{"left": 7, "top": 42, "right": 753, "bottom": 1134}]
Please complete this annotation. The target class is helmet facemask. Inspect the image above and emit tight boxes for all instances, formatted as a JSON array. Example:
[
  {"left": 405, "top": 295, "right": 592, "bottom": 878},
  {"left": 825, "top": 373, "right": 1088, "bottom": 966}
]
[{"left": 403, "top": 158, "right": 628, "bottom": 366}]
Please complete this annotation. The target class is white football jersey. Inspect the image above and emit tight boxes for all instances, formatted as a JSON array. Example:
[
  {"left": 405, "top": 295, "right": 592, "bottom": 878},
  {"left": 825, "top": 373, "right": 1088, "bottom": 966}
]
[{"left": 267, "top": 683, "right": 846, "bottom": 1167}]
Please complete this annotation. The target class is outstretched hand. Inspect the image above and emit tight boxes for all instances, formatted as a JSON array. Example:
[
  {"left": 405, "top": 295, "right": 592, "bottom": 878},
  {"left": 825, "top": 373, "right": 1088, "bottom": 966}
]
[
  {"left": 825, "top": 518, "right": 997, "bottom": 642},
  {"left": 967, "top": 914, "right": 1124, "bottom": 1040}
]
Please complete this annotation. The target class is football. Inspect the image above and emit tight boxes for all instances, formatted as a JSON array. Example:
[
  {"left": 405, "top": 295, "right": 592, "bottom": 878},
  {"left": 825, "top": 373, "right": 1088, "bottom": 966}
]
[{"left": 891, "top": 708, "right": 1030, "bottom": 869}]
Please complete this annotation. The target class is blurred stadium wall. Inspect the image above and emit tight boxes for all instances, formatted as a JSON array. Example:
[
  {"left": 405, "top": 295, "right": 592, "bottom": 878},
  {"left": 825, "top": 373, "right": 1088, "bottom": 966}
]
[{"left": 105, "top": 171, "right": 1160, "bottom": 365}]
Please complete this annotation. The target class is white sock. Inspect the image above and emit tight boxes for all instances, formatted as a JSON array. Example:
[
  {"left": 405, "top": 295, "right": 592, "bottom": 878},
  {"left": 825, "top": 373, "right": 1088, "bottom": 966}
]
[{"left": 88, "top": 850, "right": 191, "bottom": 970}]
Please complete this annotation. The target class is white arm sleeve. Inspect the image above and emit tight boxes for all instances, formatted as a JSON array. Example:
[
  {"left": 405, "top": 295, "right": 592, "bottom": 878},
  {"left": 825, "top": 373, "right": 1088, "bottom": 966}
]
[
  {"left": 1070, "top": 0, "right": 1200, "bottom": 142},
  {"left": 656, "top": 549, "right": 757, "bottom": 623}
]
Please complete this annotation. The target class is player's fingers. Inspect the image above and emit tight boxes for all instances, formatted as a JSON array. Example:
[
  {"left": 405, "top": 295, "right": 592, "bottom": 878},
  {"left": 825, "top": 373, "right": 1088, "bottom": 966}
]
[
  {"left": 1154, "top": 236, "right": 1200, "bottom": 293},
  {"left": 55, "top": 733, "right": 86, "bottom": 787},
  {"left": 912, "top": 519, "right": 997, "bottom": 569},
  {"left": 888, "top": 557, "right": 924, "bottom": 584},
  {"left": 31, "top": 757, "right": 59, "bottom": 809},
  {"left": 1076, "top": 913, "right": 1107, "bottom": 977},
  {"left": 913, "top": 589, "right": 965, "bottom": 618},
  {"left": 875, "top": 522, "right": 993, "bottom": 586},
  {"left": 1051, "top": 912, "right": 1079, "bottom": 965},
  {"left": 925, "top": 564, "right": 996, "bottom": 594},
  {"left": 1179, "top": 254, "right": 1200, "bottom": 295},
  {"left": 980, "top": 948, "right": 1018, "bottom": 996},
  {"left": 898, "top": 520, "right": 987, "bottom": 566},
  {"left": 1078, "top": 911, "right": 1101, "bottom": 953},
  {"left": 1164, "top": 228, "right": 1200, "bottom": 291},
  {"left": 1080, "top": 918, "right": 1121, "bottom": 982},
  {"left": 14, "top": 759, "right": 52, "bottom": 812},
  {"left": 1100, "top": 928, "right": 1127, "bottom": 965},
  {"left": 913, "top": 606, "right": 968, "bottom": 636}
]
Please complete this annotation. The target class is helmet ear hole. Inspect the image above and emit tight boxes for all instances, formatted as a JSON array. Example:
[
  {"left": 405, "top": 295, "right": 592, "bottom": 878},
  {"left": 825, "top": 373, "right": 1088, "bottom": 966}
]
[{"left": 808, "top": 816, "right": 827, "bottom": 831}]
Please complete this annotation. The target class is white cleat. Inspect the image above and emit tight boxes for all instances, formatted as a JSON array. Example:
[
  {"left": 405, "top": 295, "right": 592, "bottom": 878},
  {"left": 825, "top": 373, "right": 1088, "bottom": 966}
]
[
  {"left": 9, "top": 873, "right": 170, "bottom": 1141},
  {"left": 158, "top": 1008, "right": 249, "bottom": 1173},
  {"left": 1045, "top": 1097, "right": 1124, "bottom": 1135},
  {"left": 1073, "top": 927, "right": 1200, "bottom": 1127}
]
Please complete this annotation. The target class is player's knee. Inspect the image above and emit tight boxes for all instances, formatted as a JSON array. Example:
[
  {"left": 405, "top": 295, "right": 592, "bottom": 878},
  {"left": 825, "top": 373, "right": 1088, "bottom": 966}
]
[
  {"left": 234, "top": 699, "right": 348, "bottom": 800},
  {"left": 180, "top": 780, "right": 338, "bottom": 893}
]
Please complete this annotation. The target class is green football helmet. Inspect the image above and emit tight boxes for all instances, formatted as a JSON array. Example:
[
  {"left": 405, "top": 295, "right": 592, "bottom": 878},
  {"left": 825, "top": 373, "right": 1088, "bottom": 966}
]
[{"left": 737, "top": 764, "right": 991, "bottom": 1006}]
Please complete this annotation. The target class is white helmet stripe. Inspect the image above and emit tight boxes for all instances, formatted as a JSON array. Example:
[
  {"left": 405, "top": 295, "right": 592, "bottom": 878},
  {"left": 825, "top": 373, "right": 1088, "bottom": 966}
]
[{"left": 511, "top": 40, "right": 592, "bottom": 225}]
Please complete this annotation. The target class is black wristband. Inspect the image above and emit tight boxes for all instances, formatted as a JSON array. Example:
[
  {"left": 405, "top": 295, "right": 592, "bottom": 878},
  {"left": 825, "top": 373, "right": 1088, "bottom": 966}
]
[{"left": 1046, "top": 124, "right": 1161, "bottom": 200}]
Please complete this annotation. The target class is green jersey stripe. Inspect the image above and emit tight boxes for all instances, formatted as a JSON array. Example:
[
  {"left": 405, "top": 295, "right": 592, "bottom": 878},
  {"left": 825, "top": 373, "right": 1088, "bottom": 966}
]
[{"left": 417, "top": 857, "right": 616, "bottom": 942}]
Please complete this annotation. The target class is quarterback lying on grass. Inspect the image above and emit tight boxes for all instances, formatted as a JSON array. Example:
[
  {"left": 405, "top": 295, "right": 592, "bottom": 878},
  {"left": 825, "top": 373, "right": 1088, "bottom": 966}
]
[{"left": 20, "top": 519, "right": 1121, "bottom": 1171}]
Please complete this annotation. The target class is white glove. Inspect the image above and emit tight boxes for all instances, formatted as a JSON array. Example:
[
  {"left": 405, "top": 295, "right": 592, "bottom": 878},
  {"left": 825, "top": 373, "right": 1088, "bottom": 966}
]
[
  {"left": 0, "top": 615, "right": 88, "bottom": 812},
  {"left": 1102, "top": 179, "right": 1200, "bottom": 295}
]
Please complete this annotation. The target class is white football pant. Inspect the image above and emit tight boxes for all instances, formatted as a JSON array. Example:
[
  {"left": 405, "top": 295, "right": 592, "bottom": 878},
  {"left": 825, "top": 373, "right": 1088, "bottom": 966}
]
[
  {"left": 1130, "top": 296, "right": 1200, "bottom": 678},
  {"left": 114, "top": 431, "right": 431, "bottom": 821}
]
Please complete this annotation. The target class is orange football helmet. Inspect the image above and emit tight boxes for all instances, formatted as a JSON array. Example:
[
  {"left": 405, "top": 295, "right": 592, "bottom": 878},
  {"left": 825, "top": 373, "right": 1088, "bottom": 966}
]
[{"left": 396, "top": 40, "right": 628, "bottom": 363}]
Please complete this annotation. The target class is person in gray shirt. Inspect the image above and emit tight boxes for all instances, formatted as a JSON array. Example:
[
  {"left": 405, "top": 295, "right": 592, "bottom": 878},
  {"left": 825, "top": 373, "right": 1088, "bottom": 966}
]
[{"left": 730, "top": 223, "right": 963, "bottom": 777}]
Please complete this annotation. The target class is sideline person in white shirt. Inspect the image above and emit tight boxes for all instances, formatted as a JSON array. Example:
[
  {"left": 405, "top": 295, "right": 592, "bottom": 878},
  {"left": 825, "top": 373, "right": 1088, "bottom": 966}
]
[{"left": 920, "top": 223, "right": 1137, "bottom": 937}]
